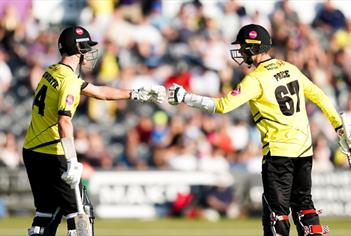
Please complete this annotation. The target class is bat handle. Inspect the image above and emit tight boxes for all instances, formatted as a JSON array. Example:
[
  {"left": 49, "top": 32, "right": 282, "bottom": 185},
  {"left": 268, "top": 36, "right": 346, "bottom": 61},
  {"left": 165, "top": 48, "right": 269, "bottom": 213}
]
[
  {"left": 347, "top": 152, "right": 351, "bottom": 168},
  {"left": 75, "top": 185, "right": 84, "bottom": 214}
]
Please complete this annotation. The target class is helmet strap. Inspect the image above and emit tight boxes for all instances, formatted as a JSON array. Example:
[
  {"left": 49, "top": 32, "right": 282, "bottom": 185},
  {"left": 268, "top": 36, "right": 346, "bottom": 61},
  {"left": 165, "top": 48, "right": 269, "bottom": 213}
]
[
  {"left": 245, "top": 44, "right": 269, "bottom": 66},
  {"left": 243, "top": 45, "right": 255, "bottom": 66},
  {"left": 246, "top": 57, "right": 254, "bottom": 66},
  {"left": 78, "top": 54, "right": 84, "bottom": 78}
]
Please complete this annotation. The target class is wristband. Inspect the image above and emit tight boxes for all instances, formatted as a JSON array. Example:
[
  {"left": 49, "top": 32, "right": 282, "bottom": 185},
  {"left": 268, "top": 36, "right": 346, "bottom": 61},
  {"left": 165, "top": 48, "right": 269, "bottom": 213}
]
[{"left": 184, "top": 93, "right": 216, "bottom": 113}]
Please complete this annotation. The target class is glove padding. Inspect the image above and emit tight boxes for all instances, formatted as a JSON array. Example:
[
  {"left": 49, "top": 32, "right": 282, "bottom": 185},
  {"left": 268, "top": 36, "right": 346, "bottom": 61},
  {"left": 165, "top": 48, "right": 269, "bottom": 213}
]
[
  {"left": 61, "top": 160, "right": 83, "bottom": 189},
  {"left": 168, "top": 83, "right": 187, "bottom": 105},
  {"left": 148, "top": 85, "right": 167, "bottom": 104},
  {"left": 337, "top": 128, "right": 351, "bottom": 155},
  {"left": 131, "top": 85, "right": 166, "bottom": 104}
]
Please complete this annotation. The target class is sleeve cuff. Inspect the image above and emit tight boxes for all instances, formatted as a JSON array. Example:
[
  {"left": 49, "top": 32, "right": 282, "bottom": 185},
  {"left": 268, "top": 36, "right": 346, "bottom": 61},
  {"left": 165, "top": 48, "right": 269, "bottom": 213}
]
[{"left": 58, "top": 110, "right": 72, "bottom": 117}]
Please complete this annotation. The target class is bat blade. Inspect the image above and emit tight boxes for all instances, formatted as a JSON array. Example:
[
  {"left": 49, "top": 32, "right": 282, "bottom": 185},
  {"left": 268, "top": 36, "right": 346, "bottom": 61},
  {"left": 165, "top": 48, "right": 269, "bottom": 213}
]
[{"left": 75, "top": 213, "right": 92, "bottom": 236}]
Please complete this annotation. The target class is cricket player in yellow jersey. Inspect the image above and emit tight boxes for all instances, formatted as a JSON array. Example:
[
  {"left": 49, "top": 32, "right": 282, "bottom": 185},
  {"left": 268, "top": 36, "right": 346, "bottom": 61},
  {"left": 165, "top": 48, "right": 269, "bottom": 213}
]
[
  {"left": 23, "top": 26, "right": 166, "bottom": 236},
  {"left": 168, "top": 24, "right": 345, "bottom": 236}
]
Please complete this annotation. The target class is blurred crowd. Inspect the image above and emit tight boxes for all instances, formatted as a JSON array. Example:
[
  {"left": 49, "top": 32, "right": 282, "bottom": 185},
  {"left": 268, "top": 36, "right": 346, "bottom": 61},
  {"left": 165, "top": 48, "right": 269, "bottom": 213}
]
[{"left": 1, "top": 0, "right": 351, "bottom": 177}]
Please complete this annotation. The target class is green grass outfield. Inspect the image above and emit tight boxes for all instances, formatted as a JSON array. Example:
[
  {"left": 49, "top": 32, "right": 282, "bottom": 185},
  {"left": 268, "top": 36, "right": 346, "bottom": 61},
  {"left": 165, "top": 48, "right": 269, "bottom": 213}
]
[{"left": 0, "top": 216, "right": 350, "bottom": 236}]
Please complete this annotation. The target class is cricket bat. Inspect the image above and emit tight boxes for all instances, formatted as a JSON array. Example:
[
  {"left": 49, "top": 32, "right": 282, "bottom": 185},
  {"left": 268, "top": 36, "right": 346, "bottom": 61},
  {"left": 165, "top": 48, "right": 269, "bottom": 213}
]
[
  {"left": 75, "top": 185, "right": 92, "bottom": 236},
  {"left": 340, "top": 112, "right": 351, "bottom": 167}
]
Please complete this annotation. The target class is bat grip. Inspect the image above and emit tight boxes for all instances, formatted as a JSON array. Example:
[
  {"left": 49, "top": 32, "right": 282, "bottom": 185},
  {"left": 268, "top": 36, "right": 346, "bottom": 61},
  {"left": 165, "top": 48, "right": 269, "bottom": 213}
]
[
  {"left": 347, "top": 152, "right": 351, "bottom": 168},
  {"left": 75, "top": 185, "right": 84, "bottom": 214}
]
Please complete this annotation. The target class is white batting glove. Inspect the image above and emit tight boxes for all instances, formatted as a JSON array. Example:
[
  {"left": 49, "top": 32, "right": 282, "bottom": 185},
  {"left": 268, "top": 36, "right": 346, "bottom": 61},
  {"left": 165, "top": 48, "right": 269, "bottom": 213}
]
[
  {"left": 61, "top": 159, "right": 83, "bottom": 189},
  {"left": 130, "top": 87, "right": 151, "bottom": 102},
  {"left": 168, "top": 83, "right": 187, "bottom": 105},
  {"left": 148, "top": 85, "right": 167, "bottom": 104},
  {"left": 337, "top": 128, "right": 351, "bottom": 155},
  {"left": 130, "top": 85, "right": 166, "bottom": 104}
]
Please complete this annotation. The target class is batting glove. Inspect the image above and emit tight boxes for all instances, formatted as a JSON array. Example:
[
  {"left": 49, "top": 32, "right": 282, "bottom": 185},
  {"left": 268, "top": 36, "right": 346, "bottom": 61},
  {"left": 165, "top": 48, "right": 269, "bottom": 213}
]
[
  {"left": 168, "top": 83, "right": 187, "bottom": 105},
  {"left": 130, "top": 85, "right": 166, "bottom": 104},
  {"left": 149, "top": 85, "right": 166, "bottom": 104},
  {"left": 130, "top": 88, "right": 150, "bottom": 102},
  {"left": 61, "top": 159, "right": 83, "bottom": 189},
  {"left": 337, "top": 128, "right": 351, "bottom": 155}
]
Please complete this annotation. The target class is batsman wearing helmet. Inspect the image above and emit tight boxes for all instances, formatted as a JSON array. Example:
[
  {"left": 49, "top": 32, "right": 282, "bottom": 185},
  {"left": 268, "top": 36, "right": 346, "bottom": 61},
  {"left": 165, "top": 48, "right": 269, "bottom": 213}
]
[
  {"left": 168, "top": 24, "right": 346, "bottom": 236},
  {"left": 22, "top": 26, "right": 166, "bottom": 236}
]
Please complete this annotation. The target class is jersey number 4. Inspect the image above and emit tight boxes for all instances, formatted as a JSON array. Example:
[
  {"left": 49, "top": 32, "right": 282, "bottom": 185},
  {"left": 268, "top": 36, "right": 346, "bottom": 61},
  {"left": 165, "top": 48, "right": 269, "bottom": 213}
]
[
  {"left": 33, "top": 85, "right": 47, "bottom": 116},
  {"left": 275, "top": 80, "right": 300, "bottom": 116}
]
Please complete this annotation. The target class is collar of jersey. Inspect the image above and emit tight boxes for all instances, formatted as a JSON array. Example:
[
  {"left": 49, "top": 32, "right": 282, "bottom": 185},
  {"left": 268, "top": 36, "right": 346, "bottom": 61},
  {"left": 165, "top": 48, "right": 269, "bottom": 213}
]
[
  {"left": 257, "top": 57, "right": 275, "bottom": 67},
  {"left": 58, "top": 62, "right": 75, "bottom": 72}
]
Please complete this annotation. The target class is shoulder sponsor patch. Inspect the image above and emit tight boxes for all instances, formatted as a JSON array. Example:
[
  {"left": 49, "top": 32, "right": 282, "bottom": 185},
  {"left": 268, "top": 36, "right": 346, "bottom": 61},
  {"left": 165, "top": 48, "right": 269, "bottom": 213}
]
[
  {"left": 66, "top": 95, "right": 74, "bottom": 105},
  {"left": 231, "top": 88, "right": 241, "bottom": 96}
]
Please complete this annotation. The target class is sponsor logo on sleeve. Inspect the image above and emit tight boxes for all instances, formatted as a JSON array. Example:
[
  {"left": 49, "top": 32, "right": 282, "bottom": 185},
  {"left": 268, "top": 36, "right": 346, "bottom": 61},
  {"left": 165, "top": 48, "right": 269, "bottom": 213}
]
[
  {"left": 231, "top": 88, "right": 241, "bottom": 96},
  {"left": 66, "top": 95, "right": 74, "bottom": 105}
]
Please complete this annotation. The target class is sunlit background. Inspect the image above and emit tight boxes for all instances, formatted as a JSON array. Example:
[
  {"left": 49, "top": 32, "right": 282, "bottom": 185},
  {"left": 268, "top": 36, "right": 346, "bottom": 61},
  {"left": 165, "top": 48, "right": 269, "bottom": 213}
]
[{"left": 0, "top": 0, "right": 351, "bottom": 235}]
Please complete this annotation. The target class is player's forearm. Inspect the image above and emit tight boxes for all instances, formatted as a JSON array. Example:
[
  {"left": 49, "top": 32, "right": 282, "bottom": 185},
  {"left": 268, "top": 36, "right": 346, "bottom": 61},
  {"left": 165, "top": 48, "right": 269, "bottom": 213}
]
[
  {"left": 58, "top": 116, "right": 76, "bottom": 161},
  {"left": 58, "top": 116, "right": 74, "bottom": 138},
  {"left": 81, "top": 83, "right": 132, "bottom": 100},
  {"left": 93, "top": 86, "right": 131, "bottom": 100}
]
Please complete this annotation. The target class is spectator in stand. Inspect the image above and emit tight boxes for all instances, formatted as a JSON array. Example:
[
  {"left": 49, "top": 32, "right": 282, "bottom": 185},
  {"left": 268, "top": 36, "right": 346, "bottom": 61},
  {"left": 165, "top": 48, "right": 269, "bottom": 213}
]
[
  {"left": 97, "top": 38, "right": 120, "bottom": 84},
  {"left": 198, "top": 146, "right": 230, "bottom": 173},
  {"left": 332, "top": 19, "right": 351, "bottom": 50},
  {"left": 0, "top": 46, "right": 12, "bottom": 111},
  {"left": 331, "top": 49, "right": 351, "bottom": 110},
  {"left": 171, "top": 1, "right": 199, "bottom": 43},
  {"left": 201, "top": 182, "right": 236, "bottom": 220},
  {"left": 164, "top": 60, "right": 192, "bottom": 90},
  {"left": 154, "top": 115, "right": 189, "bottom": 169},
  {"left": 166, "top": 136, "right": 198, "bottom": 171},
  {"left": 0, "top": 3, "right": 19, "bottom": 33},
  {"left": 274, "top": 0, "right": 299, "bottom": 26},
  {"left": 313, "top": 0, "right": 346, "bottom": 33},
  {"left": 190, "top": 64, "right": 221, "bottom": 97},
  {"left": 125, "top": 115, "right": 154, "bottom": 169},
  {"left": 218, "top": 0, "right": 241, "bottom": 42},
  {"left": 150, "top": 110, "right": 169, "bottom": 147},
  {"left": 0, "top": 131, "right": 21, "bottom": 169},
  {"left": 312, "top": 134, "right": 334, "bottom": 172},
  {"left": 192, "top": 173, "right": 238, "bottom": 221},
  {"left": 84, "top": 131, "right": 113, "bottom": 169},
  {"left": 74, "top": 127, "right": 90, "bottom": 159},
  {"left": 104, "top": 6, "right": 134, "bottom": 49},
  {"left": 87, "top": 0, "right": 115, "bottom": 37}
]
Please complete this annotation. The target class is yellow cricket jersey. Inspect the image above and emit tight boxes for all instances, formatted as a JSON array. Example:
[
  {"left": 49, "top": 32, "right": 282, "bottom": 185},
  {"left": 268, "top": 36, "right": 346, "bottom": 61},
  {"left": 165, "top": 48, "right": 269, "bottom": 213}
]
[
  {"left": 23, "top": 63, "right": 87, "bottom": 155},
  {"left": 214, "top": 58, "right": 342, "bottom": 157}
]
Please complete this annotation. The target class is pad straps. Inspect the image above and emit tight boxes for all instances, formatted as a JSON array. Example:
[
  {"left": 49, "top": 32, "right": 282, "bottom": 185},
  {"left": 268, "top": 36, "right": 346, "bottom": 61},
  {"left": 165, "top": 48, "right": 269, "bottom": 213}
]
[
  {"left": 299, "top": 209, "right": 330, "bottom": 235},
  {"left": 299, "top": 209, "right": 322, "bottom": 217},
  {"left": 271, "top": 212, "right": 289, "bottom": 224},
  {"left": 304, "top": 224, "right": 330, "bottom": 235}
]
